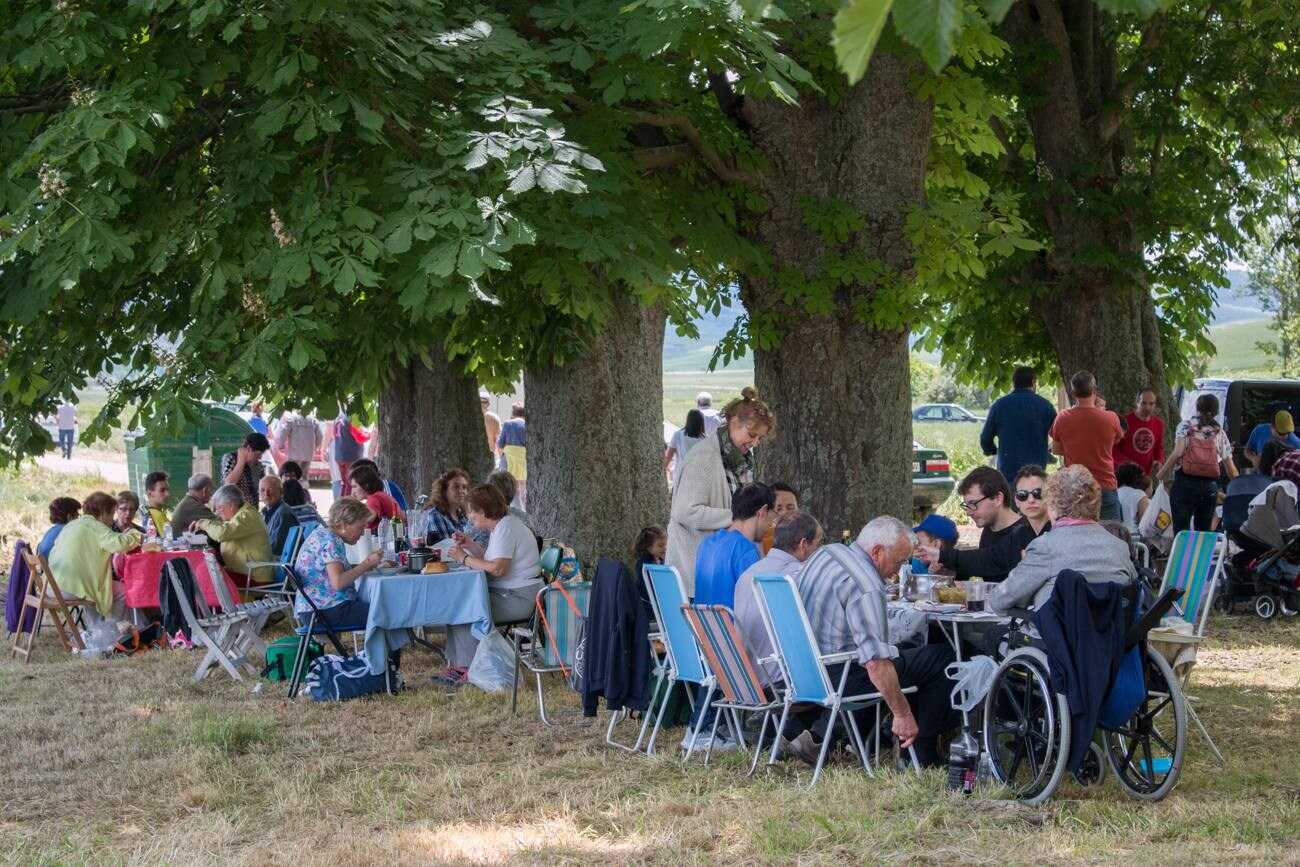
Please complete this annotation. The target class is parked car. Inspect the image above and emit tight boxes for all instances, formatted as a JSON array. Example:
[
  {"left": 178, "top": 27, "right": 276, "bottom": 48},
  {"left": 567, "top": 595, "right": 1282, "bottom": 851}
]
[
  {"left": 912, "top": 440, "right": 955, "bottom": 517},
  {"left": 912, "top": 403, "right": 985, "bottom": 423},
  {"left": 1174, "top": 377, "right": 1300, "bottom": 468}
]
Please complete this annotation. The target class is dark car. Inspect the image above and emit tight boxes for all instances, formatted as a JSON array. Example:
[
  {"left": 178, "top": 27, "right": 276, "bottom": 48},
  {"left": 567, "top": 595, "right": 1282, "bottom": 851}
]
[
  {"left": 912, "top": 440, "right": 955, "bottom": 517},
  {"left": 912, "top": 403, "right": 985, "bottom": 423}
]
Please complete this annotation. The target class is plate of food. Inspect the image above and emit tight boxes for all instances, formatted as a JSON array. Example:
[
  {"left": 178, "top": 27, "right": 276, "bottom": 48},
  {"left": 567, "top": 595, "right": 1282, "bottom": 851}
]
[{"left": 371, "top": 561, "right": 405, "bottom": 576}]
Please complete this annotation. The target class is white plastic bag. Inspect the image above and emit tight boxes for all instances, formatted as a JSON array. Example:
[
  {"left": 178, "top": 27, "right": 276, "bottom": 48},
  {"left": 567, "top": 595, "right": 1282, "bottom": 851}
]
[
  {"left": 946, "top": 656, "right": 999, "bottom": 712},
  {"left": 76, "top": 619, "right": 119, "bottom": 659},
  {"left": 467, "top": 630, "right": 517, "bottom": 693},
  {"left": 1138, "top": 483, "right": 1175, "bottom": 544}
]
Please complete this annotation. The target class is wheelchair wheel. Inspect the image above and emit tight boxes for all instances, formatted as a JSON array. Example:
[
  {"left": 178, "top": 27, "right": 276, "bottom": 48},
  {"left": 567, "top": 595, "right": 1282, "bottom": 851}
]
[
  {"left": 1073, "top": 741, "right": 1107, "bottom": 787},
  {"left": 1103, "top": 645, "right": 1187, "bottom": 801},
  {"left": 982, "top": 647, "right": 1070, "bottom": 806}
]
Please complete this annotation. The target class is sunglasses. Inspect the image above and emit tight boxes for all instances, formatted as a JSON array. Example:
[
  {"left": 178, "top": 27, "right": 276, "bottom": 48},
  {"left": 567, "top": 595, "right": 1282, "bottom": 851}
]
[{"left": 1016, "top": 488, "right": 1044, "bottom": 502}]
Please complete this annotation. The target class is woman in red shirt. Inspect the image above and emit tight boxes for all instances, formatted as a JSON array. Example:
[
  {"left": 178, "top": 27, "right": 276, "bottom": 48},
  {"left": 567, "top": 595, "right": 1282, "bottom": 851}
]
[{"left": 349, "top": 464, "right": 405, "bottom": 530}]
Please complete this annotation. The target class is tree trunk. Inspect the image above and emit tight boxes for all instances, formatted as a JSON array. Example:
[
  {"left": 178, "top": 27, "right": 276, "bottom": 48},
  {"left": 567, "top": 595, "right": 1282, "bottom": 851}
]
[
  {"left": 1005, "top": 0, "right": 1177, "bottom": 428},
  {"left": 729, "top": 51, "right": 933, "bottom": 533},
  {"left": 524, "top": 294, "right": 668, "bottom": 563},
  {"left": 377, "top": 350, "right": 491, "bottom": 503}
]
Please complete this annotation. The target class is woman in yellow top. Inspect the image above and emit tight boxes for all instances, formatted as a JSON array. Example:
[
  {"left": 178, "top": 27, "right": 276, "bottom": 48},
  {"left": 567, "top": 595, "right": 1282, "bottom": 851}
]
[
  {"left": 48, "top": 492, "right": 141, "bottom": 625},
  {"left": 194, "top": 485, "right": 273, "bottom": 586}
]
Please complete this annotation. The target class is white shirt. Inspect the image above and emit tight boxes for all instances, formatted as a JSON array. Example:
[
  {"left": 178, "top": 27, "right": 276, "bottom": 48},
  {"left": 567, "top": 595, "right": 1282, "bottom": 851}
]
[
  {"left": 484, "top": 514, "right": 541, "bottom": 590},
  {"left": 700, "top": 408, "right": 722, "bottom": 437},
  {"left": 668, "top": 430, "right": 706, "bottom": 487},
  {"left": 56, "top": 403, "right": 77, "bottom": 429},
  {"left": 1117, "top": 486, "right": 1146, "bottom": 534}
]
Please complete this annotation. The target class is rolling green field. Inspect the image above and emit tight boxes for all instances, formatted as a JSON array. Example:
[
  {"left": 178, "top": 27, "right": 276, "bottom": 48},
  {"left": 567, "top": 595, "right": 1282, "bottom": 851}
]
[{"left": 1205, "top": 318, "right": 1276, "bottom": 374}]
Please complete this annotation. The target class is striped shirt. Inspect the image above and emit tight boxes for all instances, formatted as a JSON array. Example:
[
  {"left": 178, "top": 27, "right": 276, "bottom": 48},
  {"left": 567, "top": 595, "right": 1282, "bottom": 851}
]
[{"left": 796, "top": 542, "right": 897, "bottom": 665}]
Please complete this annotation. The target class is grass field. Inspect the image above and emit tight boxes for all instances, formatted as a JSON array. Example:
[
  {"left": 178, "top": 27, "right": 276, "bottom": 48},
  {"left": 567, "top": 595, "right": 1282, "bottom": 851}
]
[
  {"left": 2, "top": 590, "right": 1298, "bottom": 865},
  {"left": 1206, "top": 319, "right": 1275, "bottom": 374}
]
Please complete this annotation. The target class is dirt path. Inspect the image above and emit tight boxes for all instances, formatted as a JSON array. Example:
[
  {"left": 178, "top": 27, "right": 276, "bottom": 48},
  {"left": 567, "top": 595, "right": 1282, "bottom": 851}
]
[{"left": 34, "top": 453, "right": 128, "bottom": 485}]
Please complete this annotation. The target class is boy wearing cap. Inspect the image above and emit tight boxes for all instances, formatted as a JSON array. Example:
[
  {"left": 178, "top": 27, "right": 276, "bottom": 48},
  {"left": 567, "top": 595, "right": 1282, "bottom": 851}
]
[
  {"left": 912, "top": 513, "right": 959, "bottom": 577},
  {"left": 1245, "top": 409, "right": 1300, "bottom": 467}
]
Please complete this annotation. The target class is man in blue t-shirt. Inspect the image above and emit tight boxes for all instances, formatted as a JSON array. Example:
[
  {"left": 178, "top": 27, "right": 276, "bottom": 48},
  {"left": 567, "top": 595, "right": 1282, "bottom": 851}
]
[
  {"left": 693, "top": 483, "right": 776, "bottom": 608},
  {"left": 683, "top": 482, "right": 775, "bottom": 755},
  {"left": 1245, "top": 410, "right": 1300, "bottom": 467}
]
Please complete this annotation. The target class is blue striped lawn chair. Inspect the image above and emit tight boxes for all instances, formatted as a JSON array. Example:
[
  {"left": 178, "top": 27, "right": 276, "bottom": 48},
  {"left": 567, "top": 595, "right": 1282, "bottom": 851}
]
[
  {"left": 1157, "top": 530, "right": 1227, "bottom": 761},
  {"left": 510, "top": 579, "right": 592, "bottom": 726},
  {"left": 682, "top": 604, "right": 783, "bottom": 775},
  {"left": 752, "top": 573, "right": 920, "bottom": 786},
  {"left": 625, "top": 564, "right": 713, "bottom": 759}
]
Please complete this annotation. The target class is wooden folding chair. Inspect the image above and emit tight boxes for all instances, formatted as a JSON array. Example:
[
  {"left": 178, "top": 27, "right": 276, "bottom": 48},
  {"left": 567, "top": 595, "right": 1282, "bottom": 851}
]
[{"left": 10, "top": 548, "right": 89, "bottom": 663}]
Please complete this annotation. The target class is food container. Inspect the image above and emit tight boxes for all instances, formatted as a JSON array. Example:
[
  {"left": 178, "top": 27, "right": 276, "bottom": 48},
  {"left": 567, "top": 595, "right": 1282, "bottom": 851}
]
[{"left": 408, "top": 548, "right": 432, "bottom": 572}]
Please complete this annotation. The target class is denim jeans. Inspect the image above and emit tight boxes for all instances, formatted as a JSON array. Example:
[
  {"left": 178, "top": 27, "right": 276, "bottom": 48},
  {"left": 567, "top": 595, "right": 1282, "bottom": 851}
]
[
  {"left": 1170, "top": 471, "right": 1220, "bottom": 533},
  {"left": 58, "top": 428, "right": 74, "bottom": 458},
  {"left": 1099, "top": 488, "right": 1121, "bottom": 522}
]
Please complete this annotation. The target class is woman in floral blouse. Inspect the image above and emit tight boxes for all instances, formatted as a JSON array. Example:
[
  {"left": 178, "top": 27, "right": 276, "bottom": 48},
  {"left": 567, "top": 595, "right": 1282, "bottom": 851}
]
[{"left": 293, "top": 497, "right": 382, "bottom": 627}]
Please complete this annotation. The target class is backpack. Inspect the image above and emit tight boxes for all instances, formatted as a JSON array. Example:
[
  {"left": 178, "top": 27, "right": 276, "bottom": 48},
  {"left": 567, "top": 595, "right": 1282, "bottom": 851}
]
[
  {"left": 304, "top": 652, "right": 400, "bottom": 701},
  {"left": 1181, "top": 426, "right": 1222, "bottom": 478},
  {"left": 261, "top": 635, "right": 323, "bottom": 682},
  {"left": 113, "top": 621, "right": 168, "bottom": 657}
]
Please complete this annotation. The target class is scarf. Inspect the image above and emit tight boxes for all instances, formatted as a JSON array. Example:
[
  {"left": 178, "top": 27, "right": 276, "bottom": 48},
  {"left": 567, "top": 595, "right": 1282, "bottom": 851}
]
[{"left": 717, "top": 426, "right": 754, "bottom": 494}]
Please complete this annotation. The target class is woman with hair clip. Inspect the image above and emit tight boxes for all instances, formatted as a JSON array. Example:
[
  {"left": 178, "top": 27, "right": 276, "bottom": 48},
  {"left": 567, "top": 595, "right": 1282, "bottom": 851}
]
[
  {"left": 666, "top": 387, "right": 776, "bottom": 596},
  {"left": 1157, "top": 393, "right": 1238, "bottom": 533}
]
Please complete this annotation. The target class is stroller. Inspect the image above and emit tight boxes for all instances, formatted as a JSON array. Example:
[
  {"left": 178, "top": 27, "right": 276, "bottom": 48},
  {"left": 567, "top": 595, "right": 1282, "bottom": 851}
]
[{"left": 1220, "top": 483, "right": 1300, "bottom": 619}]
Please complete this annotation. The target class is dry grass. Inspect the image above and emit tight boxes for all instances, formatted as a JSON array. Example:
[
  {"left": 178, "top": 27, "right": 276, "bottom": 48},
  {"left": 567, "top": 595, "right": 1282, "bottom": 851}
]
[
  {"left": 0, "top": 465, "right": 118, "bottom": 553},
  {"left": 2, "top": 607, "right": 1300, "bottom": 866}
]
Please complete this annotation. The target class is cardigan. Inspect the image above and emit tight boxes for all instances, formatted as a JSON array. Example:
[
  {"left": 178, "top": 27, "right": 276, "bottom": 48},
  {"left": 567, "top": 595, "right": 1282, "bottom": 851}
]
[
  {"left": 199, "top": 504, "right": 273, "bottom": 582},
  {"left": 666, "top": 435, "right": 732, "bottom": 596},
  {"left": 48, "top": 516, "right": 140, "bottom": 615},
  {"left": 989, "top": 523, "right": 1135, "bottom": 613}
]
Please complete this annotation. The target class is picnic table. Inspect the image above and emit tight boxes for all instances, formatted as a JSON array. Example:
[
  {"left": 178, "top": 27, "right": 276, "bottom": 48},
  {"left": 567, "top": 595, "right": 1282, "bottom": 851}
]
[
  {"left": 121, "top": 549, "right": 240, "bottom": 612},
  {"left": 355, "top": 566, "right": 492, "bottom": 675}
]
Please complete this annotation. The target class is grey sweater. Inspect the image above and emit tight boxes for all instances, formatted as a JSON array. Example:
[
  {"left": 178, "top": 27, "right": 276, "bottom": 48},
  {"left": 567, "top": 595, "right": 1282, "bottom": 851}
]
[{"left": 988, "top": 522, "right": 1135, "bottom": 613}]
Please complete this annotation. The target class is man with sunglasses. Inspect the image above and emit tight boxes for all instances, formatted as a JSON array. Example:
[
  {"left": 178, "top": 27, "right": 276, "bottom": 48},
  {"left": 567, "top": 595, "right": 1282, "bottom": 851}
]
[{"left": 915, "top": 467, "right": 1035, "bottom": 582}]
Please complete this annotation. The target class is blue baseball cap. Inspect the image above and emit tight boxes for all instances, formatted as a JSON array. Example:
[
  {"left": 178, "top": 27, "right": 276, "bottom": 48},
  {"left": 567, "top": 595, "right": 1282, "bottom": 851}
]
[{"left": 913, "top": 514, "right": 958, "bottom": 546}]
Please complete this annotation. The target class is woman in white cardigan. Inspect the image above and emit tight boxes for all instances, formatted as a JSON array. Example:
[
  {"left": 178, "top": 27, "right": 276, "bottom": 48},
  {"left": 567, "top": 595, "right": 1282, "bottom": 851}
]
[{"left": 666, "top": 388, "right": 775, "bottom": 595}]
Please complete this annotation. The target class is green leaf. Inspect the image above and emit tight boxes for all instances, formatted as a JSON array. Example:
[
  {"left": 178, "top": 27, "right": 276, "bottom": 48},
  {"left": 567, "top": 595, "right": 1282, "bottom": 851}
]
[
  {"left": 79, "top": 145, "right": 100, "bottom": 173},
  {"left": 386, "top": 223, "right": 412, "bottom": 255},
  {"left": 352, "top": 101, "right": 384, "bottom": 131},
  {"left": 288, "top": 339, "right": 310, "bottom": 371},
  {"left": 571, "top": 44, "right": 594, "bottom": 72},
  {"left": 891, "top": 0, "right": 963, "bottom": 73},
  {"left": 833, "top": 0, "right": 894, "bottom": 85},
  {"left": 976, "top": 0, "right": 1014, "bottom": 23},
  {"left": 425, "top": 240, "right": 459, "bottom": 277},
  {"left": 293, "top": 113, "right": 316, "bottom": 144},
  {"left": 457, "top": 243, "right": 485, "bottom": 279},
  {"left": 334, "top": 259, "right": 357, "bottom": 293}
]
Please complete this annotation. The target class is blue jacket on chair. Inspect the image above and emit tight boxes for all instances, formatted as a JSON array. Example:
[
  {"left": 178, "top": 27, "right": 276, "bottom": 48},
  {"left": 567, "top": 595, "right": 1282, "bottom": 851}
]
[{"left": 581, "top": 558, "right": 652, "bottom": 717}]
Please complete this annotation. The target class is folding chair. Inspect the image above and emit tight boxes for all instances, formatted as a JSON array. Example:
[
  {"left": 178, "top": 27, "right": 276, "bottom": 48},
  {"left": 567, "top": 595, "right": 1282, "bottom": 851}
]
[
  {"left": 163, "top": 559, "right": 260, "bottom": 681},
  {"left": 510, "top": 579, "right": 592, "bottom": 726},
  {"left": 10, "top": 549, "right": 88, "bottom": 663},
  {"left": 197, "top": 550, "right": 285, "bottom": 648},
  {"left": 222, "top": 534, "right": 296, "bottom": 635},
  {"left": 682, "top": 604, "right": 784, "bottom": 774},
  {"left": 752, "top": 573, "right": 920, "bottom": 786},
  {"left": 1156, "top": 530, "right": 1227, "bottom": 762},
  {"left": 621, "top": 564, "right": 717, "bottom": 760},
  {"left": 279, "top": 564, "right": 373, "bottom": 699}
]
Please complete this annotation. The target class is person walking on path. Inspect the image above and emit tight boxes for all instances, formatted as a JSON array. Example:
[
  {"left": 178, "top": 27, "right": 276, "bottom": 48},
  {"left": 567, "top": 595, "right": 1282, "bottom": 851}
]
[
  {"left": 481, "top": 391, "right": 502, "bottom": 463},
  {"left": 1113, "top": 388, "right": 1165, "bottom": 476},
  {"left": 332, "top": 413, "right": 365, "bottom": 496},
  {"left": 980, "top": 366, "right": 1056, "bottom": 483},
  {"left": 497, "top": 403, "right": 528, "bottom": 508},
  {"left": 1050, "top": 370, "right": 1125, "bottom": 521},
  {"left": 55, "top": 398, "right": 77, "bottom": 459}
]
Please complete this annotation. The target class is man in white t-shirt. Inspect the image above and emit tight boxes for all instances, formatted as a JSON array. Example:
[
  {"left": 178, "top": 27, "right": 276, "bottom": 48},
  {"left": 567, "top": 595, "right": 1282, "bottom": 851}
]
[
  {"left": 697, "top": 392, "right": 722, "bottom": 437},
  {"left": 55, "top": 398, "right": 77, "bottom": 459}
]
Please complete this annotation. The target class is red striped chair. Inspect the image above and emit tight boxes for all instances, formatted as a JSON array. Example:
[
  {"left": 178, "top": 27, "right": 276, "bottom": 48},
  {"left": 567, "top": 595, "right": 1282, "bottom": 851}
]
[{"left": 682, "top": 603, "right": 783, "bottom": 775}]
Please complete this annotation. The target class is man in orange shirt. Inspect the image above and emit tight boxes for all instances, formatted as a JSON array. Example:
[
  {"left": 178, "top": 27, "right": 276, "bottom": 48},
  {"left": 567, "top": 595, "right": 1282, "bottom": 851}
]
[{"left": 1050, "top": 370, "right": 1125, "bottom": 521}]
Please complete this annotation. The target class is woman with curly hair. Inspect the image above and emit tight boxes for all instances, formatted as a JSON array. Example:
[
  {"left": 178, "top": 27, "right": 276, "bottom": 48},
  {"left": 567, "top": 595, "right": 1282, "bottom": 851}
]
[
  {"left": 37, "top": 496, "right": 81, "bottom": 559},
  {"left": 988, "top": 465, "right": 1136, "bottom": 614},
  {"left": 666, "top": 387, "right": 775, "bottom": 595},
  {"left": 427, "top": 468, "right": 488, "bottom": 547}
]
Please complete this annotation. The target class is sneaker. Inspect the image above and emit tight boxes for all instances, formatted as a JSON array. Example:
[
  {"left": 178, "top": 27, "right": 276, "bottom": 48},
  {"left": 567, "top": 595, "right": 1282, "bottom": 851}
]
[
  {"left": 681, "top": 731, "right": 740, "bottom": 755},
  {"left": 779, "top": 729, "right": 823, "bottom": 768}
]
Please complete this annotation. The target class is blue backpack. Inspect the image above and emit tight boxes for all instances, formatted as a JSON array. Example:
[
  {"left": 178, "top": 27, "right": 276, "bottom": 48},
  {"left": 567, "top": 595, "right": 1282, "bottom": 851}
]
[{"left": 305, "top": 653, "right": 400, "bottom": 701}]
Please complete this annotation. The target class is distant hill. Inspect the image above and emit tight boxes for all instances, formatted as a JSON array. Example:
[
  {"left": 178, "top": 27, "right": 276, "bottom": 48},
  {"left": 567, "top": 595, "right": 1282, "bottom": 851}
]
[{"left": 662, "top": 271, "right": 1269, "bottom": 372}]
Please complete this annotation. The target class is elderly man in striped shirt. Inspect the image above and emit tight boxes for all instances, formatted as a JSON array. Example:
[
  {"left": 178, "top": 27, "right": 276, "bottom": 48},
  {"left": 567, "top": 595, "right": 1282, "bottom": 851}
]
[{"left": 782, "top": 516, "right": 958, "bottom": 768}]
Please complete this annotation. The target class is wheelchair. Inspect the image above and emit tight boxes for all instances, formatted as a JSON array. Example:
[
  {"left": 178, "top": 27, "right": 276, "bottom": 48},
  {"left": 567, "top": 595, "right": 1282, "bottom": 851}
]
[{"left": 980, "top": 581, "right": 1188, "bottom": 805}]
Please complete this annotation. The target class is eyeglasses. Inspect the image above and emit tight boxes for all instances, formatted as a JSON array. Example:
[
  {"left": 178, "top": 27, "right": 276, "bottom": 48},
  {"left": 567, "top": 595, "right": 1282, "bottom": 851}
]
[
  {"left": 960, "top": 495, "right": 988, "bottom": 513},
  {"left": 1015, "top": 488, "right": 1044, "bottom": 502}
]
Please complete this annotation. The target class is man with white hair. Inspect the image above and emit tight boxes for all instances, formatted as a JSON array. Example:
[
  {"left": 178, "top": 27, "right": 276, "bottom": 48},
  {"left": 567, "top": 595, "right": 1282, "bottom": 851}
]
[
  {"left": 170, "top": 472, "right": 218, "bottom": 536},
  {"left": 782, "top": 516, "right": 958, "bottom": 768},
  {"left": 194, "top": 484, "right": 273, "bottom": 585},
  {"left": 696, "top": 391, "right": 721, "bottom": 437}
]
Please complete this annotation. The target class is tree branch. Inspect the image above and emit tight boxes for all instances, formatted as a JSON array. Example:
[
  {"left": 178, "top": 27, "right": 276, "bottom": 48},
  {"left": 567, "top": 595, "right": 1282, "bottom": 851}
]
[
  {"left": 634, "top": 103, "right": 756, "bottom": 184},
  {"left": 629, "top": 144, "right": 696, "bottom": 171},
  {"left": 1096, "top": 14, "right": 1164, "bottom": 145}
]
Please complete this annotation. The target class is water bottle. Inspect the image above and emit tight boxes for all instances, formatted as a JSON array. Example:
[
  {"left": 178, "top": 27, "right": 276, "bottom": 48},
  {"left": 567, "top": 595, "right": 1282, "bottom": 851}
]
[
  {"left": 946, "top": 729, "right": 980, "bottom": 794},
  {"left": 378, "top": 518, "right": 394, "bottom": 560},
  {"left": 977, "top": 749, "right": 995, "bottom": 789},
  {"left": 162, "top": 523, "right": 173, "bottom": 549}
]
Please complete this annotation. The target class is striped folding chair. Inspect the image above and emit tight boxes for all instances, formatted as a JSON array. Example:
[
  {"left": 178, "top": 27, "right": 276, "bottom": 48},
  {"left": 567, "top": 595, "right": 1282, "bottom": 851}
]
[
  {"left": 753, "top": 573, "right": 920, "bottom": 786},
  {"left": 1157, "top": 530, "right": 1227, "bottom": 761},
  {"left": 510, "top": 579, "right": 592, "bottom": 726},
  {"left": 682, "top": 604, "right": 783, "bottom": 775}
]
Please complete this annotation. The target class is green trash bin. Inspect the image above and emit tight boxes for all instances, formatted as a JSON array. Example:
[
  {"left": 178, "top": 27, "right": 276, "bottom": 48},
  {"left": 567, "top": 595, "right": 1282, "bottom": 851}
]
[{"left": 125, "top": 406, "right": 253, "bottom": 504}]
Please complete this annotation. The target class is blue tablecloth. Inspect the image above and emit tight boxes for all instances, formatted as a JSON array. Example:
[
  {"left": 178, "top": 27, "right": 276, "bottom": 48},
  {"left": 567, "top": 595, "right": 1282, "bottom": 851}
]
[{"left": 356, "top": 567, "right": 491, "bottom": 674}]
